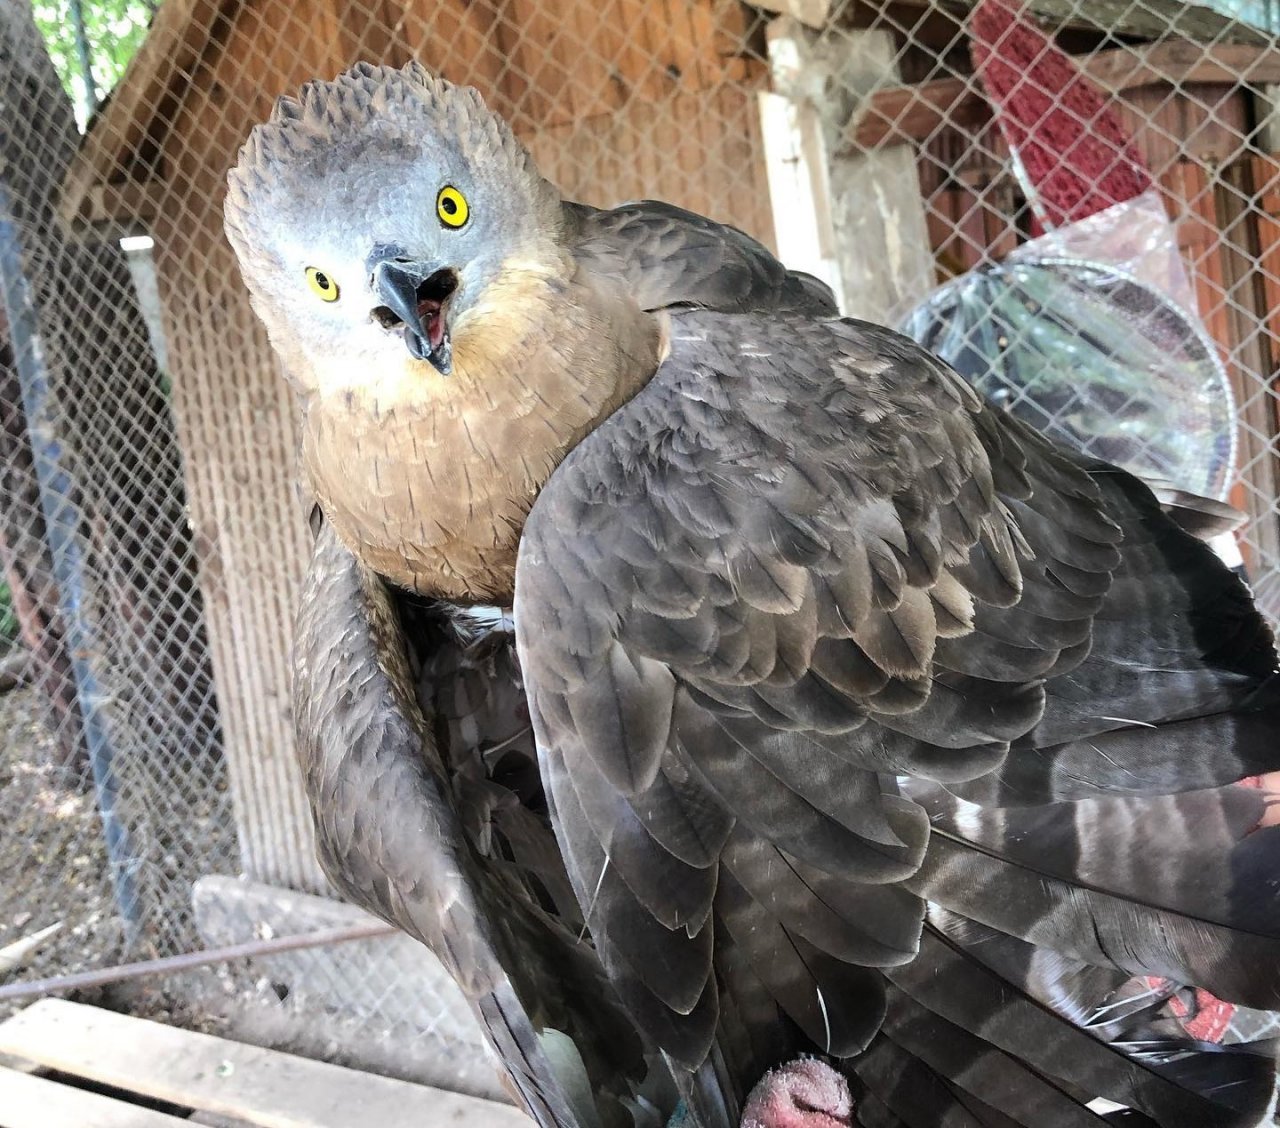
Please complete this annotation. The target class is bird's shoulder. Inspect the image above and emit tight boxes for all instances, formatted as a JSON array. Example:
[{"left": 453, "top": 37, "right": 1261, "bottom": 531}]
[
  {"left": 514, "top": 309, "right": 1116, "bottom": 767},
  {"left": 537, "top": 308, "right": 1022, "bottom": 515},
  {"left": 566, "top": 199, "right": 838, "bottom": 316}
]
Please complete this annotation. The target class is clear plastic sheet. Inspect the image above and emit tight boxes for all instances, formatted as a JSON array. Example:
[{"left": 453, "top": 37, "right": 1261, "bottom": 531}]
[{"left": 899, "top": 192, "right": 1237, "bottom": 502}]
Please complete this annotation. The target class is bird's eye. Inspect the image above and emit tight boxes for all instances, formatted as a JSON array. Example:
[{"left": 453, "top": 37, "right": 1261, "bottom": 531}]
[
  {"left": 437, "top": 186, "right": 469, "bottom": 229},
  {"left": 305, "top": 266, "right": 340, "bottom": 302}
]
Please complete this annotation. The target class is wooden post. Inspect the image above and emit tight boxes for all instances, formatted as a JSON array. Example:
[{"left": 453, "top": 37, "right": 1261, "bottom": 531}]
[{"left": 761, "top": 19, "right": 936, "bottom": 324}]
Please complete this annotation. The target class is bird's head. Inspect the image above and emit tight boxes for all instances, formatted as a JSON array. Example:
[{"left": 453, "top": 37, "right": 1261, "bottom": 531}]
[{"left": 224, "top": 61, "right": 568, "bottom": 395}]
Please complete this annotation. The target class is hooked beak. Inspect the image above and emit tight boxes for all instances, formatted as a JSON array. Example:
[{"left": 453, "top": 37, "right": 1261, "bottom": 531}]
[{"left": 368, "top": 253, "right": 459, "bottom": 375}]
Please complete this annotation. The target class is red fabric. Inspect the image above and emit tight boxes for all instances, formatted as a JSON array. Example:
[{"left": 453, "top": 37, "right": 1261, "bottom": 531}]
[{"left": 969, "top": 0, "right": 1153, "bottom": 228}]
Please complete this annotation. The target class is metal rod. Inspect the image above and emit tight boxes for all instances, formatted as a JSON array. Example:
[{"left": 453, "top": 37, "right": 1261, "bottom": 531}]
[
  {"left": 0, "top": 181, "right": 143, "bottom": 943},
  {"left": 0, "top": 921, "right": 398, "bottom": 1004},
  {"left": 67, "top": 0, "right": 97, "bottom": 121}
]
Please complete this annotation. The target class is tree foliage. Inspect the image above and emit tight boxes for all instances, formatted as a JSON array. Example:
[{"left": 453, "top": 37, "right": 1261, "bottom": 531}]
[{"left": 32, "top": 0, "right": 154, "bottom": 125}]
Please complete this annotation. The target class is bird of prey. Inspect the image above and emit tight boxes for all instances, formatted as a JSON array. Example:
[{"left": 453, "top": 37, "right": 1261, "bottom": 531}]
[{"left": 225, "top": 61, "right": 1280, "bottom": 1128}]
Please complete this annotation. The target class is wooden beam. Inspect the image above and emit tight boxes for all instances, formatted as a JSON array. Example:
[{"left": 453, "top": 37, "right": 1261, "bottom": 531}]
[
  {"left": 750, "top": 0, "right": 830, "bottom": 30},
  {"left": 932, "top": 0, "right": 1268, "bottom": 46},
  {"left": 846, "top": 39, "right": 1280, "bottom": 151},
  {"left": 0, "top": 1066, "right": 191, "bottom": 1128},
  {"left": 759, "top": 89, "right": 841, "bottom": 289},
  {"left": 847, "top": 74, "right": 989, "bottom": 153},
  {"left": 0, "top": 1000, "right": 529, "bottom": 1128},
  {"left": 765, "top": 20, "right": 935, "bottom": 322},
  {"left": 59, "top": 0, "right": 246, "bottom": 226},
  {"left": 1085, "top": 38, "right": 1280, "bottom": 89}
]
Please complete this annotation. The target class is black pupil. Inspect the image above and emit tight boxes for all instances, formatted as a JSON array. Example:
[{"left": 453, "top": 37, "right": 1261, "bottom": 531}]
[
  {"left": 315, "top": 271, "right": 330, "bottom": 289},
  {"left": 442, "top": 196, "right": 457, "bottom": 215}
]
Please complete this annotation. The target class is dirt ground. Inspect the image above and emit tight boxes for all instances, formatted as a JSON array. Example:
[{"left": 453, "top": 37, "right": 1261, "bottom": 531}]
[
  {"left": 0, "top": 682, "right": 474, "bottom": 1084},
  {"left": 0, "top": 684, "right": 127, "bottom": 1020},
  {"left": 0, "top": 684, "right": 222, "bottom": 1031}
]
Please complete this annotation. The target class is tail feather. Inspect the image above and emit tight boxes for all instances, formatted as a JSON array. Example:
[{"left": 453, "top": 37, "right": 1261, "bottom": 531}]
[
  {"left": 892, "top": 912, "right": 1278, "bottom": 1127},
  {"left": 904, "top": 780, "right": 1280, "bottom": 1009}
]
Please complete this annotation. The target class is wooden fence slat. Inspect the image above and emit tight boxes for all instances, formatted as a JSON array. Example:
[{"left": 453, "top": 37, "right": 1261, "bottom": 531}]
[
  {"left": 847, "top": 40, "right": 1280, "bottom": 151},
  {"left": 0, "top": 1001, "right": 528, "bottom": 1128},
  {"left": 0, "top": 1066, "right": 192, "bottom": 1128}
]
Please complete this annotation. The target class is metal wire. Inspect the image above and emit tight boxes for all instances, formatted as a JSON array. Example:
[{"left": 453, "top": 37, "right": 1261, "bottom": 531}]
[
  {"left": 2, "top": 0, "right": 1279, "bottom": 1086},
  {"left": 0, "top": 920, "right": 396, "bottom": 1004}
]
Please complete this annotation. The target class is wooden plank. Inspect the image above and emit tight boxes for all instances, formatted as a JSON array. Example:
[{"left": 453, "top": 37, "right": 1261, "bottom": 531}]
[
  {"left": 0, "top": 1001, "right": 528, "bottom": 1128},
  {"left": 767, "top": 20, "right": 934, "bottom": 322},
  {"left": 847, "top": 40, "right": 1280, "bottom": 151},
  {"left": 1252, "top": 154, "right": 1280, "bottom": 347},
  {"left": 1160, "top": 158, "right": 1280, "bottom": 610},
  {"left": 1220, "top": 157, "right": 1280, "bottom": 620},
  {"left": 0, "top": 1065, "right": 191, "bottom": 1128},
  {"left": 848, "top": 73, "right": 991, "bottom": 153},
  {"left": 1084, "top": 39, "right": 1280, "bottom": 93},
  {"left": 150, "top": 219, "right": 322, "bottom": 891},
  {"left": 940, "top": 0, "right": 1267, "bottom": 45},
  {"left": 758, "top": 90, "right": 839, "bottom": 292},
  {"left": 151, "top": 0, "right": 340, "bottom": 892},
  {"left": 60, "top": 0, "right": 237, "bottom": 223}
]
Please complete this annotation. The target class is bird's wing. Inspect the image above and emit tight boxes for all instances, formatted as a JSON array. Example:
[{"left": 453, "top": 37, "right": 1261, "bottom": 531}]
[
  {"left": 293, "top": 522, "right": 723, "bottom": 1128},
  {"left": 1137, "top": 473, "right": 1245, "bottom": 539},
  {"left": 514, "top": 309, "right": 1280, "bottom": 1127},
  {"left": 566, "top": 199, "right": 838, "bottom": 316}
]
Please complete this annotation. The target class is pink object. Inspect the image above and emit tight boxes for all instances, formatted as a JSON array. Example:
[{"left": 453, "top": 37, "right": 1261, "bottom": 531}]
[
  {"left": 741, "top": 1059, "right": 854, "bottom": 1128},
  {"left": 1142, "top": 976, "right": 1237, "bottom": 1044},
  {"left": 969, "top": 0, "right": 1154, "bottom": 229}
]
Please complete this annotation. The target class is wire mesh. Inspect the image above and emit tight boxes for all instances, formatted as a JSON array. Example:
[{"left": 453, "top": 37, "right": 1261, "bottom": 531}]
[{"left": 1, "top": 0, "right": 1278, "bottom": 1093}]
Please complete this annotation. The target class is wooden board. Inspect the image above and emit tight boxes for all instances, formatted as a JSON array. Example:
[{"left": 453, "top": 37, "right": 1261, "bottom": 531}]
[
  {"left": 0, "top": 1066, "right": 191, "bottom": 1128},
  {"left": 0, "top": 1000, "right": 529, "bottom": 1128},
  {"left": 847, "top": 40, "right": 1280, "bottom": 151}
]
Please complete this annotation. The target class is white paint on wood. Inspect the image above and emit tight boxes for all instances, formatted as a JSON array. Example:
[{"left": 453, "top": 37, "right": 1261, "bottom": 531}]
[
  {"left": 0, "top": 1001, "right": 530, "bottom": 1128},
  {"left": 763, "top": 19, "right": 936, "bottom": 324},
  {"left": 758, "top": 90, "right": 842, "bottom": 298},
  {"left": 0, "top": 1065, "right": 191, "bottom": 1128},
  {"left": 748, "top": 0, "right": 830, "bottom": 31}
]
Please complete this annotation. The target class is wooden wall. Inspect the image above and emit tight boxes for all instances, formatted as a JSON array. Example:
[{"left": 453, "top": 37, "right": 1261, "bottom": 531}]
[{"left": 141, "top": 0, "right": 775, "bottom": 890}]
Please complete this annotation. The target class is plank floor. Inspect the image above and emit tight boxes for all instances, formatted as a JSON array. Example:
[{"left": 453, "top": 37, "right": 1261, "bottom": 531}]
[{"left": 0, "top": 999, "right": 529, "bottom": 1128}]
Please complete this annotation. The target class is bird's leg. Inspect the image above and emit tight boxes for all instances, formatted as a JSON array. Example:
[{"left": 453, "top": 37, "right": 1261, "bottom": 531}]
[
  {"left": 1241, "top": 772, "right": 1280, "bottom": 828},
  {"left": 740, "top": 1059, "right": 853, "bottom": 1128}
]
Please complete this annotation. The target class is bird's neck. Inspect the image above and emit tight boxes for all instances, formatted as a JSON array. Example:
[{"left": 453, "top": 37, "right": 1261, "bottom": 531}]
[
  {"left": 452, "top": 257, "right": 666, "bottom": 438},
  {"left": 302, "top": 262, "right": 665, "bottom": 601}
]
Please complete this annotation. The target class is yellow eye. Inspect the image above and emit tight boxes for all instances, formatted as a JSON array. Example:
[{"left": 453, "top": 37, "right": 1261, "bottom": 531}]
[
  {"left": 305, "top": 266, "right": 340, "bottom": 302},
  {"left": 437, "top": 186, "right": 469, "bottom": 228}
]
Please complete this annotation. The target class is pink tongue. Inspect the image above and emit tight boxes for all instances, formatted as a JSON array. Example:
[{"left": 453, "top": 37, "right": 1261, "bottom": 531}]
[
  {"left": 427, "top": 312, "right": 445, "bottom": 349},
  {"left": 740, "top": 1060, "right": 853, "bottom": 1128}
]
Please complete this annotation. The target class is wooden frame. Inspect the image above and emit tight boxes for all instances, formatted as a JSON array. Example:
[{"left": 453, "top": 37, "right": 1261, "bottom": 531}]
[{"left": 846, "top": 40, "right": 1280, "bottom": 150}]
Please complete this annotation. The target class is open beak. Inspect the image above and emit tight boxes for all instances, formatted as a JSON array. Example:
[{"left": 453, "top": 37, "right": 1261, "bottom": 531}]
[{"left": 368, "top": 254, "right": 459, "bottom": 375}]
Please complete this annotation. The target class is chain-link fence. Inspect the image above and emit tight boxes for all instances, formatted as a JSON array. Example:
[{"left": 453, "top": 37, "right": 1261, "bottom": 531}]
[{"left": 1, "top": 0, "right": 1278, "bottom": 1099}]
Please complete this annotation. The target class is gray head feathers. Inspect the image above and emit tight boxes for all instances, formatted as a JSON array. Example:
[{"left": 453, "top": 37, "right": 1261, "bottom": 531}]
[{"left": 225, "top": 61, "right": 550, "bottom": 252}]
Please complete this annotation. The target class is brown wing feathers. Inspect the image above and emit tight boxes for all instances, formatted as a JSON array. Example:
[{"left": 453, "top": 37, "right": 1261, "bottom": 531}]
[
  {"left": 292, "top": 188, "right": 1280, "bottom": 1128},
  {"left": 514, "top": 309, "right": 1280, "bottom": 1126}
]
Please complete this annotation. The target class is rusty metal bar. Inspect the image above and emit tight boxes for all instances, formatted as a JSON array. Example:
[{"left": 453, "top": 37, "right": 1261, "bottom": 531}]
[{"left": 0, "top": 921, "right": 398, "bottom": 1004}]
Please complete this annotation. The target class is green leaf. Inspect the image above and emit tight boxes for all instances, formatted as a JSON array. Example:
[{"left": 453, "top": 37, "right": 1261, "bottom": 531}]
[{"left": 33, "top": 1, "right": 154, "bottom": 127}]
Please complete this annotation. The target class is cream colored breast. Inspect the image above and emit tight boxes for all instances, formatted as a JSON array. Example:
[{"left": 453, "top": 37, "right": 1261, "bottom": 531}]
[
  {"left": 302, "top": 389, "right": 558, "bottom": 601},
  {"left": 299, "top": 263, "right": 665, "bottom": 601}
]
